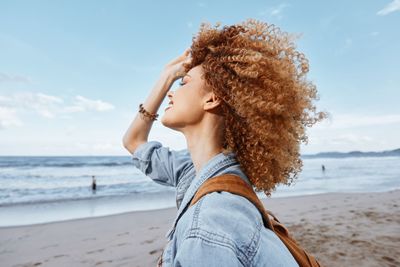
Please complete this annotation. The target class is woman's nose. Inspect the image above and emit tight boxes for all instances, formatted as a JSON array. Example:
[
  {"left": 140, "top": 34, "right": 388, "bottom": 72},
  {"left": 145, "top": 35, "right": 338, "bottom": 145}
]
[{"left": 167, "top": 90, "right": 174, "bottom": 99}]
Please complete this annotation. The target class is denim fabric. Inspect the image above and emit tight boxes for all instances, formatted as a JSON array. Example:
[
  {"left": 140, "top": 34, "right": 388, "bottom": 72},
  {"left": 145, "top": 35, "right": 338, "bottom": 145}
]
[
  {"left": 131, "top": 141, "right": 195, "bottom": 208},
  {"left": 131, "top": 141, "right": 298, "bottom": 267}
]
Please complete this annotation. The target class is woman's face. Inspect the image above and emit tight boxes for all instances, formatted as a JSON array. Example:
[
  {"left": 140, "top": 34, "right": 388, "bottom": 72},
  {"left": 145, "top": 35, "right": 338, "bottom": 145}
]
[{"left": 161, "top": 65, "right": 210, "bottom": 131}]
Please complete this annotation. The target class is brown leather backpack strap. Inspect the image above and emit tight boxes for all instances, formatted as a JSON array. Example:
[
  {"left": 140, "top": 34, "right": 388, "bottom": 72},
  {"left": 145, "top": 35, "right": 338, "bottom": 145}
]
[
  {"left": 188, "top": 173, "right": 323, "bottom": 267},
  {"left": 189, "top": 174, "right": 275, "bottom": 230},
  {"left": 190, "top": 174, "right": 321, "bottom": 267}
]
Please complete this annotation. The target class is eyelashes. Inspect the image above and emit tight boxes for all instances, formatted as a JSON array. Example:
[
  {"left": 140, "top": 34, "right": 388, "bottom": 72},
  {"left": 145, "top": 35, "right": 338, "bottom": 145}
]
[{"left": 179, "top": 78, "right": 185, "bottom": 86}]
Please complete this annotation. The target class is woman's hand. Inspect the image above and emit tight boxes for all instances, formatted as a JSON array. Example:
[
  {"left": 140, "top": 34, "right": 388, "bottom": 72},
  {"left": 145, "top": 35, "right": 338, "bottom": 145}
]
[{"left": 163, "top": 48, "right": 192, "bottom": 84}]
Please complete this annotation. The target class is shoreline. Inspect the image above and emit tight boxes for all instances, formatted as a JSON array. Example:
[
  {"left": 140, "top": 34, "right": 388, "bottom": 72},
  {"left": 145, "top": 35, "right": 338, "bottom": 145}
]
[
  {"left": 1, "top": 188, "right": 399, "bottom": 228},
  {"left": 0, "top": 206, "right": 177, "bottom": 230},
  {"left": 0, "top": 191, "right": 177, "bottom": 228},
  {"left": 1, "top": 190, "right": 399, "bottom": 266}
]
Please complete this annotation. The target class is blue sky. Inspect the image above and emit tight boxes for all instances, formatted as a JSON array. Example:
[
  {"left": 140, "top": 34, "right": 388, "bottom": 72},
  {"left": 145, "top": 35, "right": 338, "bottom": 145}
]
[{"left": 0, "top": 0, "right": 399, "bottom": 156}]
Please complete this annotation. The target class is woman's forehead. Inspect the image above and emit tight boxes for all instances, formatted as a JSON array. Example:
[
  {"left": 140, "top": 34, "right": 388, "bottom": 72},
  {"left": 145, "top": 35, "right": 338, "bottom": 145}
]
[{"left": 187, "top": 65, "right": 203, "bottom": 78}]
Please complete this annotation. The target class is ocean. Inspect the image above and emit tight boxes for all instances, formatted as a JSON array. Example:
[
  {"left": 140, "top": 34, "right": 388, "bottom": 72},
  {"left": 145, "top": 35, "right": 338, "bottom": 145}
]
[{"left": 1, "top": 155, "right": 399, "bottom": 227}]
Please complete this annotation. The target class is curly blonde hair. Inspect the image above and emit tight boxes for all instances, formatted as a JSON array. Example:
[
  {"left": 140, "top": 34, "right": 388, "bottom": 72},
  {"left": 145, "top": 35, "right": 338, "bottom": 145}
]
[{"left": 183, "top": 19, "right": 329, "bottom": 196}]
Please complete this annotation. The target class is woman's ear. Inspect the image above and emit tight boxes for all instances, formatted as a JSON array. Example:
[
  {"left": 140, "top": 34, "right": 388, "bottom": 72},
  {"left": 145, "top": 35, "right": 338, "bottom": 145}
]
[{"left": 203, "top": 92, "right": 222, "bottom": 111}]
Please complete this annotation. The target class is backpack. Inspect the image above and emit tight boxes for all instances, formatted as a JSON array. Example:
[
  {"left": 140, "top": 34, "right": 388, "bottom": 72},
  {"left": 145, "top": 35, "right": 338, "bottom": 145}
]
[{"left": 188, "top": 173, "right": 323, "bottom": 267}]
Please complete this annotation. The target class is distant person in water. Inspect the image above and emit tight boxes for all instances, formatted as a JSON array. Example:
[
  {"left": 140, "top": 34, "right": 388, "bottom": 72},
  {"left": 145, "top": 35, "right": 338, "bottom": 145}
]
[
  {"left": 322, "top": 164, "right": 325, "bottom": 172},
  {"left": 92, "top": 175, "right": 97, "bottom": 191}
]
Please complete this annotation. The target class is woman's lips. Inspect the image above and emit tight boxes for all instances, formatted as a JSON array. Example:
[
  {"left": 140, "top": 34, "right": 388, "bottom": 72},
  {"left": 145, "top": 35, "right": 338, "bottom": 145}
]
[{"left": 165, "top": 100, "right": 173, "bottom": 111}]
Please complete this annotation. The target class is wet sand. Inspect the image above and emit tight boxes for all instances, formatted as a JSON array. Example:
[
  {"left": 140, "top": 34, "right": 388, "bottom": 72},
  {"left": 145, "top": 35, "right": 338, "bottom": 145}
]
[{"left": 1, "top": 189, "right": 399, "bottom": 267}]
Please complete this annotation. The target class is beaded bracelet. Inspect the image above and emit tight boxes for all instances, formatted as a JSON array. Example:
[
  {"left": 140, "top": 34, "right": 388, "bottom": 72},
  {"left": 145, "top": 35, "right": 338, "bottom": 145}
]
[{"left": 139, "top": 103, "right": 159, "bottom": 121}]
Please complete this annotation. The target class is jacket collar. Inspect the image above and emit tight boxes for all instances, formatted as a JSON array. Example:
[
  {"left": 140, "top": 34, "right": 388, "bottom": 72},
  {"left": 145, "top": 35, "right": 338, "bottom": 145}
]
[{"left": 165, "top": 151, "right": 242, "bottom": 240}]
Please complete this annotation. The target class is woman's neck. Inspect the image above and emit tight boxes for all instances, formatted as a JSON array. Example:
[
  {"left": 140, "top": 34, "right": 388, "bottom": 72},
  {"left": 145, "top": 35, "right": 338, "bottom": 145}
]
[{"left": 183, "top": 118, "right": 224, "bottom": 174}]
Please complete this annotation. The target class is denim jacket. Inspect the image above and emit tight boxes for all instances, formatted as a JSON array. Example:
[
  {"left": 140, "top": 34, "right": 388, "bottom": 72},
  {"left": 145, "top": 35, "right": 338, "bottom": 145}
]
[{"left": 131, "top": 141, "right": 298, "bottom": 267}]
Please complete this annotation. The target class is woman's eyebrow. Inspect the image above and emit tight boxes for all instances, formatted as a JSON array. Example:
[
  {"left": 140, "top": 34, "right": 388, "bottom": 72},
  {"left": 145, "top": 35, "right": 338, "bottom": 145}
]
[{"left": 185, "top": 74, "right": 191, "bottom": 78}]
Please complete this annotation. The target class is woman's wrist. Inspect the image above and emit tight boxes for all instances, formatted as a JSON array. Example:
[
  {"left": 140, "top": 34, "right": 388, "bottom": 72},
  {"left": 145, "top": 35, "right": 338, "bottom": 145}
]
[
  {"left": 156, "top": 72, "right": 174, "bottom": 96},
  {"left": 161, "top": 68, "right": 182, "bottom": 86}
]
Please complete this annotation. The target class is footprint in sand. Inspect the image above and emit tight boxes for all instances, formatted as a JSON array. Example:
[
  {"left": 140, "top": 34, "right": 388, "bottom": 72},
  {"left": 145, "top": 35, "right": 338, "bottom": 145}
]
[
  {"left": 40, "top": 244, "right": 59, "bottom": 250},
  {"left": 86, "top": 248, "right": 105, "bottom": 254},
  {"left": 17, "top": 234, "right": 30, "bottom": 240},
  {"left": 117, "top": 232, "right": 130, "bottom": 236},
  {"left": 350, "top": 239, "right": 369, "bottom": 246},
  {"left": 114, "top": 242, "right": 131, "bottom": 247},
  {"left": 20, "top": 262, "right": 43, "bottom": 266},
  {"left": 381, "top": 255, "right": 399, "bottom": 265},
  {"left": 82, "top": 237, "right": 97, "bottom": 242},
  {"left": 149, "top": 248, "right": 162, "bottom": 255},
  {"left": 141, "top": 239, "right": 155, "bottom": 245},
  {"left": 53, "top": 254, "right": 69, "bottom": 258},
  {"left": 95, "top": 259, "right": 113, "bottom": 265}
]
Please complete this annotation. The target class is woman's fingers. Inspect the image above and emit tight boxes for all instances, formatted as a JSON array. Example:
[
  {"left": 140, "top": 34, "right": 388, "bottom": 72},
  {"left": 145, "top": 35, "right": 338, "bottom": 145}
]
[
  {"left": 162, "top": 48, "right": 192, "bottom": 82},
  {"left": 184, "top": 47, "right": 191, "bottom": 56},
  {"left": 168, "top": 48, "right": 191, "bottom": 65}
]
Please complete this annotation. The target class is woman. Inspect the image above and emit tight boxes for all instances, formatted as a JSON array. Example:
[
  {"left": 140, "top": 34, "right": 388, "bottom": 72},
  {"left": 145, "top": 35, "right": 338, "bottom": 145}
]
[{"left": 123, "top": 19, "right": 327, "bottom": 266}]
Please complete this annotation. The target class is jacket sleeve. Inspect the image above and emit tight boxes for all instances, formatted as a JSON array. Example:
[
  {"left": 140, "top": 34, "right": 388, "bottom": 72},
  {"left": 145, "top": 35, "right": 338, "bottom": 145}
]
[
  {"left": 174, "top": 236, "right": 243, "bottom": 267},
  {"left": 131, "top": 140, "right": 193, "bottom": 187}
]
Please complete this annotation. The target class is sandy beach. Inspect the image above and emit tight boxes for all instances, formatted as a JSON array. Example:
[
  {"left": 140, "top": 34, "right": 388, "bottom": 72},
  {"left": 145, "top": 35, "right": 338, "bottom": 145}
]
[{"left": 1, "top": 189, "right": 399, "bottom": 267}]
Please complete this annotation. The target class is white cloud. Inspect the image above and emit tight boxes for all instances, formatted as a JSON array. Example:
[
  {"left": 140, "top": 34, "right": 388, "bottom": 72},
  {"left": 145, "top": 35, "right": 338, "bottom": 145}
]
[
  {"left": 33, "top": 93, "right": 64, "bottom": 118},
  {"left": 301, "top": 113, "right": 400, "bottom": 153},
  {"left": 314, "top": 113, "right": 400, "bottom": 129},
  {"left": 64, "top": 95, "right": 114, "bottom": 113},
  {"left": 0, "top": 95, "right": 12, "bottom": 103},
  {"left": 330, "top": 133, "right": 374, "bottom": 146},
  {"left": 0, "top": 106, "right": 22, "bottom": 129},
  {"left": 0, "top": 92, "right": 115, "bottom": 129},
  {"left": 55, "top": 141, "right": 124, "bottom": 155},
  {"left": 334, "top": 37, "right": 354, "bottom": 55},
  {"left": 370, "top": 31, "right": 379, "bottom": 37},
  {"left": 0, "top": 72, "right": 31, "bottom": 84},
  {"left": 377, "top": 0, "right": 400, "bottom": 16},
  {"left": 0, "top": 33, "right": 34, "bottom": 52},
  {"left": 319, "top": 15, "right": 336, "bottom": 30},
  {"left": 9, "top": 92, "right": 63, "bottom": 118},
  {"left": 92, "top": 143, "right": 120, "bottom": 152},
  {"left": 308, "top": 133, "right": 375, "bottom": 146},
  {"left": 196, "top": 2, "right": 207, "bottom": 8},
  {"left": 270, "top": 3, "right": 289, "bottom": 16},
  {"left": 344, "top": 38, "right": 353, "bottom": 47},
  {"left": 258, "top": 3, "right": 291, "bottom": 20},
  {"left": 301, "top": 131, "right": 390, "bottom": 154}
]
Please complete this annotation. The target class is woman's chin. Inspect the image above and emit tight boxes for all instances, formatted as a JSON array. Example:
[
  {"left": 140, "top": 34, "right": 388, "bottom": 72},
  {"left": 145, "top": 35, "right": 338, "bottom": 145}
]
[
  {"left": 161, "top": 114, "right": 183, "bottom": 132},
  {"left": 161, "top": 114, "right": 175, "bottom": 128}
]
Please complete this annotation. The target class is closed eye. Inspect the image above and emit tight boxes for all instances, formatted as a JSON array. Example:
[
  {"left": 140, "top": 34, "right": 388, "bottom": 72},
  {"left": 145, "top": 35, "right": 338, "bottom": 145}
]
[{"left": 179, "top": 78, "right": 185, "bottom": 86}]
